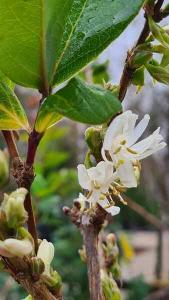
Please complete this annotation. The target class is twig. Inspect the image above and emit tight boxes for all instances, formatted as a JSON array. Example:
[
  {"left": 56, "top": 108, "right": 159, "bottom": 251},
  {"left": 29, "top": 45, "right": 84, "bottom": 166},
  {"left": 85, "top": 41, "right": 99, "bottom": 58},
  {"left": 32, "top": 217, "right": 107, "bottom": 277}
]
[
  {"left": 2, "top": 130, "right": 20, "bottom": 159},
  {"left": 125, "top": 196, "right": 165, "bottom": 230},
  {"left": 119, "top": 0, "right": 164, "bottom": 102}
]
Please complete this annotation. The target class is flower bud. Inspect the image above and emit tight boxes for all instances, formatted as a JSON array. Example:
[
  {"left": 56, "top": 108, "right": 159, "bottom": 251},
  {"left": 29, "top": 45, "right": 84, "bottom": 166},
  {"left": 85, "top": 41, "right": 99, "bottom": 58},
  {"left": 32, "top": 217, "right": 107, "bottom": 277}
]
[
  {"left": 132, "top": 66, "right": 145, "bottom": 89},
  {"left": 111, "top": 262, "right": 121, "bottom": 280},
  {"left": 0, "top": 150, "right": 9, "bottom": 188},
  {"left": 131, "top": 50, "right": 152, "bottom": 69},
  {"left": 1, "top": 188, "right": 28, "bottom": 228},
  {"left": 30, "top": 257, "right": 45, "bottom": 276},
  {"left": 146, "top": 61, "right": 169, "bottom": 85},
  {"left": 85, "top": 127, "right": 102, "bottom": 160},
  {"left": 0, "top": 238, "right": 33, "bottom": 258},
  {"left": 101, "top": 270, "right": 122, "bottom": 300},
  {"left": 148, "top": 16, "right": 169, "bottom": 48},
  {"left": 37, "top": 239, "right": 54, "bottom": 277},
  {"left": 42, "top": 270, "right": 62, "bottom": 289}
]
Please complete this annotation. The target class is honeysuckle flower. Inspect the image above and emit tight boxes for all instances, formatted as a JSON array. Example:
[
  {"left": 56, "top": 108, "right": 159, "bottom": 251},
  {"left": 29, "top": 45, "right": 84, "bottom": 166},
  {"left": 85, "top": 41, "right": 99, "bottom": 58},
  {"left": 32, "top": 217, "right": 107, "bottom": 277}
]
[
  {"left": 0, "top": 238, "right": 33, "bottom": 258},
  {"left": 37, "top": 239, "right": 55, "bottom": 277},
  {"left": 102, "top": 110, "right": 166, "bottom": 188},
  {"left": 1, "top": 188, "right": 28, "bottom": 228},
  {"left": 77, "top": 193, "right": 120, "bottom": 216},
  {"left": 77, "top": 161, "right": 116, "bottom": 201}
]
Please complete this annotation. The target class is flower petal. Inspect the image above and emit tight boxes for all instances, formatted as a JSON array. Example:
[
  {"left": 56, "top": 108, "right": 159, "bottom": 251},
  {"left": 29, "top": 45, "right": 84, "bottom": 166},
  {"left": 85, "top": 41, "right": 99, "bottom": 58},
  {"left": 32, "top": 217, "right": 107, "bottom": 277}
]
[
  {"left": 105, "top": 205, "right": 120, "bottom": 216},
  {"left": 77, "top": 164, "right": 91, "bottom": 190},
  {"left": 117, "top": 160, "right": 137, "bottom": 188},
  {"left": 37, "top": 239, "right": 54, "bottom": 266},
  {"left": 4, "top": 238, "right": 33, "bottom": 257},
  {"left": 127, "top": 114, "right": 150, "bottom": 146}
]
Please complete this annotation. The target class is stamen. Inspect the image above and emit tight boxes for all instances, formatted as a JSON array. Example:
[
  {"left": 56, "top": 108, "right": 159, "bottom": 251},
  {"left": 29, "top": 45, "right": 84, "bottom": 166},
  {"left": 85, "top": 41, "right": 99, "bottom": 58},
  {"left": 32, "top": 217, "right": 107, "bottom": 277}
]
[
  {"left": 113, "top": 146, "right": 121, "bottom": 154},
  {"left": 120, "top": 140, "right": 126, "bottom": 145},
  {"left": 118, "top": 194, "right": 127, "bottom": 205},
  {"left": 127, "top": 147, "right": 138, "bottom": 154}
]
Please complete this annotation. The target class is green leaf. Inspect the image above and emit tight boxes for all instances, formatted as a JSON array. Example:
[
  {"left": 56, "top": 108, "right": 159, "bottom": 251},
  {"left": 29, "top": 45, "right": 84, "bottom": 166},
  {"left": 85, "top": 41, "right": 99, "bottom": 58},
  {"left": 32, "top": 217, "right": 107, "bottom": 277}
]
[
  {"left": 0, "top": 0, "right": 143, "bottom": 90},
  {"left": 53, "top": 0, "right": 144, "bottom": 85},
  {"left": 0, "top": 82, "right": 30, "bottom": 131},
  {"left": 35, "top": 78, "right": 122, "bottom": 131}
]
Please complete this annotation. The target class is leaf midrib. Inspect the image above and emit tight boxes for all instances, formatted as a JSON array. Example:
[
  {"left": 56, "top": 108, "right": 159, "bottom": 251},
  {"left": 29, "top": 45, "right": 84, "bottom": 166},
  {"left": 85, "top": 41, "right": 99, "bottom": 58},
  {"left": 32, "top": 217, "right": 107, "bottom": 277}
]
[{"left": 50, "top": 0, "right": 88, "bottom": 86}]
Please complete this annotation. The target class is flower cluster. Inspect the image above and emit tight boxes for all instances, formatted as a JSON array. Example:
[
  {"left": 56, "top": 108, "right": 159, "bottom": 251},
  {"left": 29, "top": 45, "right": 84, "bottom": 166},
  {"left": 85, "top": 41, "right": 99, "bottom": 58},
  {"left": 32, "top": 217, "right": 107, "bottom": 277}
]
[{"left": 77, "top": 111, "right": 166, "bottom": 216}]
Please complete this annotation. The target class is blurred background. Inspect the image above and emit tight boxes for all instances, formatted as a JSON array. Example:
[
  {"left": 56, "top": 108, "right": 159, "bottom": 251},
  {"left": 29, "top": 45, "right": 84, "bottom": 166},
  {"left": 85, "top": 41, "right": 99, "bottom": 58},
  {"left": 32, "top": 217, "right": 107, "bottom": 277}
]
[{"left": 0, "top": 5, "right": 169, "bottom": 300}]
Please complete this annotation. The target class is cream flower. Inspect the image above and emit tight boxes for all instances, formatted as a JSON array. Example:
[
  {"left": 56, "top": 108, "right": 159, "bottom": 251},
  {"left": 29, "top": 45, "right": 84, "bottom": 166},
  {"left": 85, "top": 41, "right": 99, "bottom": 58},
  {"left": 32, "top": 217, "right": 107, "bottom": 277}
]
[
  {"left": 77, "top": 162, "right": 120, "bottom": 216},
  {"left": 77, "top": 161, "right": 116, "bottom": 201},
  {"left": 77, "top": 193, "right": 120, "bottom": 216},
  {"left": 0, "top": 238, "right": 33, "bottom": 258},
  {"left": 37, "top": 239, "right": 55, "bottom": 277},
  {"left": 102, "top": 110, "right": 166, "bottom": 188}
]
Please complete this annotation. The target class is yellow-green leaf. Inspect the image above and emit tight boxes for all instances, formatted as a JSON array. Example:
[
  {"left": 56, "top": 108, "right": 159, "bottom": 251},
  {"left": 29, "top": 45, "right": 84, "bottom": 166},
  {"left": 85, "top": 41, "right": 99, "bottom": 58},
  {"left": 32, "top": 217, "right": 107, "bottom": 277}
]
[{"left": 0, "top": 82, "right": 30, "bottom": 131}]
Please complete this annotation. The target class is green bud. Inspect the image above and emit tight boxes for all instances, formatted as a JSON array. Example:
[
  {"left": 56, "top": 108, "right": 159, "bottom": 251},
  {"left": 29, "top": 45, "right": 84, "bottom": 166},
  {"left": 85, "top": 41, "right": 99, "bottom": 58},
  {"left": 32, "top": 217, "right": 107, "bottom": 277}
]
[
  {"left": 132, "top": 66, "right": 145, "bottom": 88},
  {"left": 131, "top": 50, "right": 152, "bottom": 69},
  {"left": 148, "top": 17, "right": 169, "bottom": 48},
  {"left": 42, "top": 270, "right": 62, "bottom": 289},
  {"left": 101, "top": 270, "right": 122, "bottom": 300},
  {"left": 0, "top": 150, "right": 9, "bottom": 188},
  {"left": 111, "top": 262, "right": 121, "bottom": 280},
  {"left": 1, "top": 188, "right": 28, "bottom": 228},
  {"left": 30, "top": 257, "right": 45, "bottom": 276},
  {"left": 146, "top": 61, "right": 169, "bottom": 85},
  {"left": 85, "top": 127, "right": 102, "bottom": 160}
]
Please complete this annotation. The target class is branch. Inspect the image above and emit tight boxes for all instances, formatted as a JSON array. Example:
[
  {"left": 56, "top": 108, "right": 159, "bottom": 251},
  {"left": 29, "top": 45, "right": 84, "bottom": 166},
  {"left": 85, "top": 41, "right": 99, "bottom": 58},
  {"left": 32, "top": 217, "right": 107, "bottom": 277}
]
[
  {"left": 125, "top": 196, "right": 165, "bottom": 230},
  {"left": 119, "top": 0, "right": 164, "bottom": 102},
  {"left": 2, "top": 130, "right": 20, "bottom": 159},
  {"left": 83, "top": 225, "right": 103, "bottom": 300}
]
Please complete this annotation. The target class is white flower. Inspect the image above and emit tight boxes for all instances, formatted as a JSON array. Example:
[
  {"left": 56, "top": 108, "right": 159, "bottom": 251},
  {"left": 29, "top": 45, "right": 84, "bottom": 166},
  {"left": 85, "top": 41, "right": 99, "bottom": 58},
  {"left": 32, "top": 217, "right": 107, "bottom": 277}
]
[
  {"left": 77, "top": 162, "right": 120, "bottom": 216},
  {"left": 0, "top": 238, "right": 33, "bottom": 258},
  {"left": 102, "top": 110, "right": 166, "bottom": 188},
  {"left": 37, "top": 239, "right": 55, "bottom": 277},
  {"left": 77, "top": 193, "right": 120, "bottom": 216},
  {"left": 77, "top": 161, "right": 116, "bottom": 201}
]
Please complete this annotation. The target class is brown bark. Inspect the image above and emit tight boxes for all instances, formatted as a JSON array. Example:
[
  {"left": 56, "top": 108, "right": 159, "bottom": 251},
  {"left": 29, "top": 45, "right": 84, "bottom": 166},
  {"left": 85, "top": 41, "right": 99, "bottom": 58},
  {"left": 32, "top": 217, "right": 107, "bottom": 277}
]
[{"left": 83, "top": 224, "right": 103, "bottom": 300}]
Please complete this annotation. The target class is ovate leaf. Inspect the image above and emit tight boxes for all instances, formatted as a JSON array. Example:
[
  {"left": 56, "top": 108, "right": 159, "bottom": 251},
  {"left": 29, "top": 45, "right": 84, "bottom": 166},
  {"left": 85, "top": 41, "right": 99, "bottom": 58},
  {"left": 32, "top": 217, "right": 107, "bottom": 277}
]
[
  {"left": 53, "top": 0, "right": 144, "bottom": 85},
  {"left": 0, "top": 0, "right": 143, "bottom": 90},
  {"left": 35, "top": 78, "right": 122, "bottom": 132},
  {"left": 0, "top": 82, "right": 30, "bottom": 131}
]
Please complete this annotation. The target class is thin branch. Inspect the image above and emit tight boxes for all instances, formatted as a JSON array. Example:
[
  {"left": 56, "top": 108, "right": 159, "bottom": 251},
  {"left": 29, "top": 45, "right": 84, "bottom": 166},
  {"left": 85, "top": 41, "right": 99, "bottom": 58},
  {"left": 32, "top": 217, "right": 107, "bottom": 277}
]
[
  {"left": 2, "top": 130, "right": 20, "bottom": 159},
  {"left": 119, "top": 0, "right": 164, "bottom": 102},
  {"left": 125, "top": 196, "right": 165, "bottom": 230},
  {"left": 24, "top": 193, "right": 38, "bottom": 253}
]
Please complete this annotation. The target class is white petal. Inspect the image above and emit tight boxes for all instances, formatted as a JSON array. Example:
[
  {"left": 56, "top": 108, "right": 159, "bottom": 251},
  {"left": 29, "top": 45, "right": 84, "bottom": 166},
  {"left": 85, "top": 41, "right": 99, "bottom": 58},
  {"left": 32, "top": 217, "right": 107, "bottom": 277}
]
[
  {"left": 117, "top": 161, "right": 137, "bottom": 188},
  {"left": 102, "top": 112, "right": 130, "bottom": 151},
  {"left": 98, "top": 198, "right": 110, "bottom": 208},
  {"left": 136, "top": 141, "right": 167, "bottom": 160},
  {"left": 127, "top": 114, "right": 150, "bottom": 146},
  {"left": 105, "top": 206, "right": 120, "bottom": 216},
  {"left": 130, "top": 128, "right": 160, "bottom": 153},
  {"left": 122, "top": 111, "right": 138, "bottom": 136},
  {"left": 77, "top": 164, "right": 91, "bottom": 190},
  {"left": 37, "top": 239, "right": 54, "bottom": 266},
  {"left": 88, "top": 161, "right": 114, "bottom": 185},
  {"left": 5, "top": 239, "right": 33, "bottom": 257}
]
